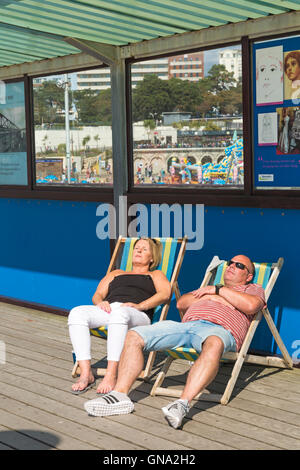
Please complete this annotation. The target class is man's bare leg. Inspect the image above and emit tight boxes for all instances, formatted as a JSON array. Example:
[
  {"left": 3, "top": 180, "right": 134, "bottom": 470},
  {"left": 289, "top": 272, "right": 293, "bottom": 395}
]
[
  {"left": 162, "top": 336, "right": 224, "bottom": 428},
  {"left": 180, "top": 335, "right": 224, "bottom": 403},
  {"left": 114, "top": 330, "right": 145, "bottom": 394}
]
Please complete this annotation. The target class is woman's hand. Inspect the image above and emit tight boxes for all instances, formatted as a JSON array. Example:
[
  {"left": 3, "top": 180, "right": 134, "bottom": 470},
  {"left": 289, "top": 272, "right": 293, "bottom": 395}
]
[
  {"left": 96, "top": 301, "right": 111, "bottom": 313},
  {"left": 121, "top": 302, "right": 142, "bottom": 310}
]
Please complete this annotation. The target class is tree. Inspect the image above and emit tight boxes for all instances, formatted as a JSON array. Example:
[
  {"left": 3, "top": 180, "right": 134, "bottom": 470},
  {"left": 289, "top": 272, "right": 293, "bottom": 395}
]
[
  {"left": 168, "top": 78, "right": 202, "bottom": 114},
  {"left": 73, "top": 88, "right": 112, "bottom": 125},
  {"left": 73, "top": 89, "right": 99, "bottom": 124},
  {"left": 94, "top": 134, "right": 100, "bottom": 149},
  {"left": 33, "top": 80, "right": 69, "bottom": 126},
  {"left": 204, "top": 64, "right": 237, "bottom": 93},
  {"left": 96, "top": 88, "right": 112, "bottom": 125},
  {"left": 218, "top": 83, "right": 243, "bottom": 115},
  {"left": 82, "top": 135, "right": 90, "bottom": 155},
  {"left": 132, "top": 74, "right": 173, "bottom": 122},
  {"left": 144, "top": 119, "right": 156, "bottom": 142},
  {"left": 131, "top": 66, "right": 241, "bottom": 122},
  {"left": 195, "top": 65, "right": 241, "bottom": 117},
  {"left": 195, "top": 92, "right": 218, "bottom": 118}
]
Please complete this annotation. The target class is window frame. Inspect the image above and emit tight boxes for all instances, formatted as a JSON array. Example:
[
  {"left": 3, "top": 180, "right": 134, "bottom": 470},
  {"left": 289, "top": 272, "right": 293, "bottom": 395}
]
[
  {"left": 126, "top": 38, "right": 251, "bottom": 201},
  {"left": 125, "top": 35, "right": 300, "bottom": 209},
  {"left": 0, "top": 65, "right": 114, "bottom": 202},
  {"left": 1, "top": 33, "right": 300, "bottom": 208}
]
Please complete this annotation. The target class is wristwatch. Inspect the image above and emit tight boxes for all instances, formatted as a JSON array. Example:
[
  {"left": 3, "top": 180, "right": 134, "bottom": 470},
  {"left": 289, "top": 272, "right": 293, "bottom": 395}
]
[{"left": 215, "top": 283, "right": 224, "bottom": 295}]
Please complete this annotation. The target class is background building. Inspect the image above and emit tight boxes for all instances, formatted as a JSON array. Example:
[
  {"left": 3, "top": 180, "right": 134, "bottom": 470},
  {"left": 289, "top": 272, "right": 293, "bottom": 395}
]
[
  {"left": 168, "top": 52, "right": 204, "bottom": 81},
  {"left": 76, "top": 52, "right": 204, "bottom": 90},
  {"left": 219, "top": 48, "right": 242, "bottom": 82},
  {"left": 77, "top": 59, "right": 169, "bottom": 90}
]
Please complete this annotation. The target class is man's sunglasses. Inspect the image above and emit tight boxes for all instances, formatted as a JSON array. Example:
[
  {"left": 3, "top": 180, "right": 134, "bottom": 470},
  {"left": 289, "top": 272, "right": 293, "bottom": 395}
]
[{"left": 227, "top": 260, "right": 250, "bottom": 273}]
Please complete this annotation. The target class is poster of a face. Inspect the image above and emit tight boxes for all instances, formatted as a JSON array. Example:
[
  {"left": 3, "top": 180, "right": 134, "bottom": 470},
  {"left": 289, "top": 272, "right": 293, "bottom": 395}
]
[
  {"left": 256, "top": 46, "right": 283, "bottom": 106},
  {"left": 284, "top": 50, "right": 300, "bottom": 102},
  {"left": 276, "top": 106, "right": 300, "bottom": 155}
]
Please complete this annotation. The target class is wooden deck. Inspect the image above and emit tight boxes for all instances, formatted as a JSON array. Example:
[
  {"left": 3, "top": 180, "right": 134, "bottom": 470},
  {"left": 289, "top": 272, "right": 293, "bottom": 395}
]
[{"left": 0, "top": 301, "right": 299, "bottom": 451}]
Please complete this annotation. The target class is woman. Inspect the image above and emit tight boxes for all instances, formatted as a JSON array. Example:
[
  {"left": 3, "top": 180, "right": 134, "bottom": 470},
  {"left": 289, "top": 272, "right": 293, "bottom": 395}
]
[{"left": 68, "top": 238, "right": 171, "bottom": 394}]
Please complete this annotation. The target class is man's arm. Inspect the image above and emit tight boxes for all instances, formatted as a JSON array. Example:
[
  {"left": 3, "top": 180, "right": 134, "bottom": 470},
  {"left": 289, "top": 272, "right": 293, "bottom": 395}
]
[
  {"left": 218, "top": 287, "right": 265, "bottom": 315},
  {"left": 178, "top": 285, "right": 265, "bottom": 317},
  {"left": 192, "top": 285, "right": 265, "bottom": 316},
  {"left": 176, "top": 292, "right": 200, "bottom": 316}
]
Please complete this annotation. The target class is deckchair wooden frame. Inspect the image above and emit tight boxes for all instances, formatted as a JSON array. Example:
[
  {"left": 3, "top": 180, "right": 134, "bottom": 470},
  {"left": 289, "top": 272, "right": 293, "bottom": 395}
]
[
  {"left": 72, "top": 235, "right": 187, "bottom": 381},
  {"left": 150, "top": 256, "right": 293, "bottom": 405}
]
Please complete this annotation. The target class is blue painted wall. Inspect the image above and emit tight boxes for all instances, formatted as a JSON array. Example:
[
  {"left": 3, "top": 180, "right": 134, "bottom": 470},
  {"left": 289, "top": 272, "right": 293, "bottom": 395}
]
[
  {"left": 0, "top": 198, "right": 110, "bottom": 310},
  {"left": 0, "top": 198, "right": 299, "bottom": 362}
]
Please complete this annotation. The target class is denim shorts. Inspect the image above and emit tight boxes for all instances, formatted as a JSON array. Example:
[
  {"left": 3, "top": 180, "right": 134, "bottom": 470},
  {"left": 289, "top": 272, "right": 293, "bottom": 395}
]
[{"left": 131, "top": 320, "right": 236, "bottom": 354}]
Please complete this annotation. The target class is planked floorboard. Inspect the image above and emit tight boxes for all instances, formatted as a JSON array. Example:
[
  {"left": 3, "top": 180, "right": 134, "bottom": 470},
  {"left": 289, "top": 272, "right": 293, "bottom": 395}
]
[{"left": 0, "top": 301, "right": 299, "bottom": 451}]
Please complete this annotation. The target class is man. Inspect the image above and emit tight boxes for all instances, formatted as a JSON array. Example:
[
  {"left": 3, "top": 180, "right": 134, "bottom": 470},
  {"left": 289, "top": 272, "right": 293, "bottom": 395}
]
[{"left": 84, "top": 255, "right": 266, "bottom": 428}]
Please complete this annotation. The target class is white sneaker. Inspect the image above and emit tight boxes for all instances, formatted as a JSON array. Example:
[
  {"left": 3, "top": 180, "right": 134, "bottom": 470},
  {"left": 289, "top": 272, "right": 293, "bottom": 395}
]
[
  {"left": 161, "top": 399, "right": 190, "bottom": 429},
  {"left": 84, "top": 391, "right": 134, "bottom": 417}
]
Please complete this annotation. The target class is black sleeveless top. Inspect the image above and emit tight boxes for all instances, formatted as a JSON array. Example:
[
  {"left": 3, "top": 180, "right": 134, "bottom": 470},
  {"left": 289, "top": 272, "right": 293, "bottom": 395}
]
[{"left": 104, "top": 274, "right": 157, "bottom": 320}]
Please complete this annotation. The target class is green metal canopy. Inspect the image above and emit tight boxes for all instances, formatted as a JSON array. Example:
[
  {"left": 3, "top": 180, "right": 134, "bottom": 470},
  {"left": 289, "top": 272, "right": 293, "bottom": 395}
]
[{"left": 0, "top": 0, "right": 300, "bottom": 68}]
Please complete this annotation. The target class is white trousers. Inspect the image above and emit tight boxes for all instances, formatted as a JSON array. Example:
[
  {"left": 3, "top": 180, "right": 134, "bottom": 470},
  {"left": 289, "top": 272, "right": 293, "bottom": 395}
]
[{"left": 68, "top": 302, "right": 151, "bottom": 362}]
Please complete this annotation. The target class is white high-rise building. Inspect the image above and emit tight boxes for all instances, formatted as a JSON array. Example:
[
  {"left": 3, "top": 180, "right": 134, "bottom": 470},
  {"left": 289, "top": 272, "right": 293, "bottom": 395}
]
[
  {"left": 76, "top": 58, "right": 169, "bottom": 90},
  {"left": 219, "top": 48, "right": 242, "bottom": 83},
  {"left": 131, "top": 58, "right": 169, "bottom": 87},
  {"left": 76, "top": 53, "right": 205, "bottom": 90},
  {"left": 76, "top": 69, "right": 111, "bottom": 90}
]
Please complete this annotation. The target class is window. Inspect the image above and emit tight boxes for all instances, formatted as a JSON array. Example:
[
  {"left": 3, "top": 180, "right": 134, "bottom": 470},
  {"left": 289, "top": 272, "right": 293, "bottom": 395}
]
[
  {"left": 32, "top": 68, "right": 113, "bottom": 186},
  {"left": 0, "top": 80, "right": 27, "bottom": 185},
  {"left": 130, "top": 45, "right": 243, "bottom": 188}
]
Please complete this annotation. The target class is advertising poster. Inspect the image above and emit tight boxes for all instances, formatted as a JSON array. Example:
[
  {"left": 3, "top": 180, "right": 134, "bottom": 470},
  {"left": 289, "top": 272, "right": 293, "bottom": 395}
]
[
  {"left": 0, "top": 81, "right": 27, "bottom": 185},
  {"left": 253, "top": 36, "right": 300, "bottom": 189}
]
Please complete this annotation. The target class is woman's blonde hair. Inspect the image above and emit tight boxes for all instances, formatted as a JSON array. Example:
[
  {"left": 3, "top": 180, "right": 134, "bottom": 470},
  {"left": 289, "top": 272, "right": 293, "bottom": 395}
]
[{"left": 133, "top": 237, "right": 162, "bottom": 271}]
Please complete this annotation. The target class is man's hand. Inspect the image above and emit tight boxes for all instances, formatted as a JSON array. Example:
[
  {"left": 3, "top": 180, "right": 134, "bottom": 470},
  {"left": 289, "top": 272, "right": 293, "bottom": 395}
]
[
  {"left": 96, "top": 301, "right": 111, "bottom": 313},
  {"left": 192, "top": 286, "right": 216, "bottom": 298}
]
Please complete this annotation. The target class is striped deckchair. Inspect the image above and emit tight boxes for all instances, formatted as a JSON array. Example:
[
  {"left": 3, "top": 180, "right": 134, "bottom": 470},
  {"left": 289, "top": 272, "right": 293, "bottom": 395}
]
[
  {"left": 150, "top": 256, "right": 293, "bottom": 405},
  {"left": 72, "top": 235, "right": 187, "bottom": 380}
]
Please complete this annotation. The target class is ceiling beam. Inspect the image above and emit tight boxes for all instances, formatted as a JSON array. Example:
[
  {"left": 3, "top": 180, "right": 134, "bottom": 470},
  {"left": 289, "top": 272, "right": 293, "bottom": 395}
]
[
  {"left": 64, "top": 37, "right": 119, "bottom": 65},
  {"left": 0, "top": 53, "right": 101, "bottom": 80}
]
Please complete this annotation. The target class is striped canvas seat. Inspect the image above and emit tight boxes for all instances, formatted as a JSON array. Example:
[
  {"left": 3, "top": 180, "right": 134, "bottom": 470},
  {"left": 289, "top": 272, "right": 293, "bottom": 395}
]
[
  {"left": 90, "top": 237, "right": 184, "bottom": 341},
  {"left": 213, "top": 260, "right": 272, "bottom": 289},
  {"left": 72, "top": 235, "right": 187, "bottom": 380},
  {"left": 150, "top": 256, "right": 293, "bottom": 405},
  {"left": 163, "top": 260, "right": 272, "bottom": 363}
]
